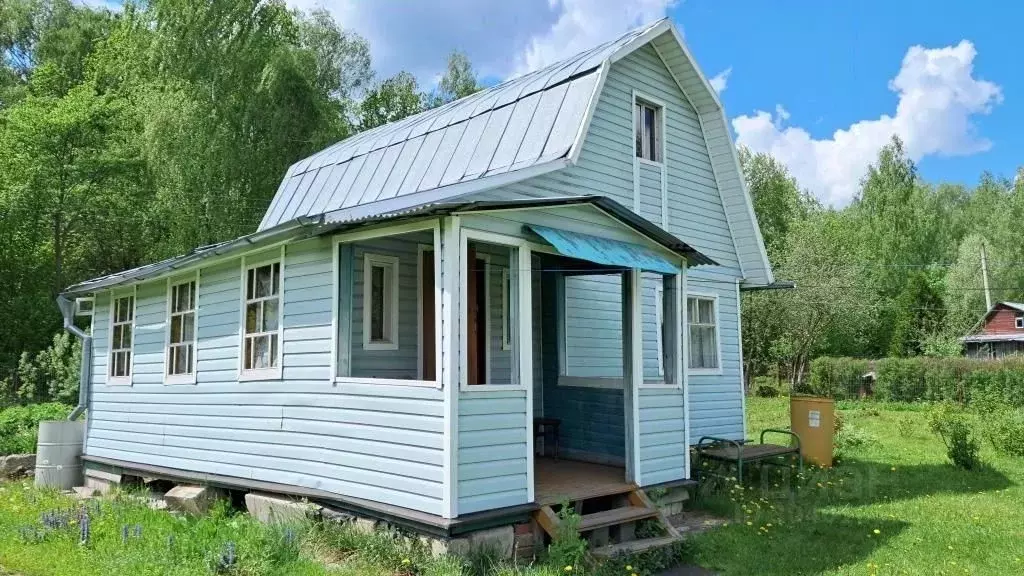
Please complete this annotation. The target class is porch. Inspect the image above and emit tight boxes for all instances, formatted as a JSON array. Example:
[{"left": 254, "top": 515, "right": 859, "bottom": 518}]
[{"left": 534, "top": 458, "right": 632, "bottom": 506}]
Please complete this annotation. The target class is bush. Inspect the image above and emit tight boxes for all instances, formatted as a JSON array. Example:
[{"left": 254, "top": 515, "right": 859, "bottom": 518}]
[
  {"left": 546, "top": 504, "right": 588, "bottom": 571},
  {"left": 0, "top": 403, "right": 73, "bottom": 455},
  {"left": 809, "top": 356, "right": 1024, "bottom": 407},
  {"left": 928, "top": 403, "right": 982, "bottom": 470},
  {"left": 753, "top": 376, "right": 783, "bottom": 398},
  {"left": 833, "top": 424, "right": 878, "bottom": 460},
  {"left": 978, "top": 406, "right": 1024, "bottom": 457},
  {"left": 806, "top": 357, "right": 870, "bottom": 399}
]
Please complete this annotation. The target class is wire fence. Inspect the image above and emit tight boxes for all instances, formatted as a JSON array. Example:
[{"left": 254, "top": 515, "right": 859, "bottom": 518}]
[{"left": 750, "top": 356, "right": 1024, "bottom": 409}]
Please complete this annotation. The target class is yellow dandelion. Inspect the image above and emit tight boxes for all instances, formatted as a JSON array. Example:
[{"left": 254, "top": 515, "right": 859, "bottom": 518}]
[
  {"left": 625, "top": 566, "right": 633, "bottom": 571},
  {"left": 564, "top": 566, "right": 573, "bottom": 573},
  {"left": 746, "top": 521, "right": 753, "bottom": 526},
  {"left": 873, "top": 529, "right": 880, "bottom": 534},
  {"left": 402, "top": 558, "right": 411, "bottom": 565}
]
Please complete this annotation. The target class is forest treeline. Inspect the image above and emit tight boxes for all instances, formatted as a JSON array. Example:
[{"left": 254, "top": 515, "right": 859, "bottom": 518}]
[{"left": 2, "top": 0, "right": 1022, "bottom": 401}]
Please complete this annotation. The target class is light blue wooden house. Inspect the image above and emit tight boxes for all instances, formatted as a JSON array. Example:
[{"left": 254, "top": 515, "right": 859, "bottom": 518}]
[{"left": 60, "top": 19, "right": 774, "bottom": 547}]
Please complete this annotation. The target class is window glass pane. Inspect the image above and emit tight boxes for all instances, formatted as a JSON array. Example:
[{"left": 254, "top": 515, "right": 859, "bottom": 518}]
[
  {"left": 182, "top": 313, "right": 195, "bottom": 342},
  {"left": 122, "top": 324, "right": 132, "bottom": 347},
  {"left": 247, "top": 269, "right": 254, "bottom": 300},
  {"left": 370, "top": 265, "right": 385, "bottom": 341},
  {"left": 246, "top": 302, "right": 259, "bottom": 333},
  {"left": 689, "top": 330, "right": 701, "bottom": 368},
  {"left": 269, "top": 334, "right": 278, "bottom": 368},
  {"left": 252, "top": 335, "right": 270, "bottom": 368},
  {"left": 701, "top": 326, "right": 717, "bottom": 367},
  {"left": 272, "top": 263, "right": 281, "bottom": 296},
  {"left": 170, "top": 315, "right": 182, "bottom": 344},
  {"left": 254, "top": 265, "right": 273, "bottom": 298},
  {"left": 699, "top": 299, "right": 715, "bottom": 324},
  {"left": 262, "top": 299, "right": 279, "bottom": 332}
]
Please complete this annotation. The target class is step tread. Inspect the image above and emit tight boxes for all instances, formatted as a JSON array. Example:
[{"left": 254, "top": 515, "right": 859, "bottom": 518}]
[
  {"left": 592, "top": 535, "right": 679, "bottom": 557},
  {"left": 578, "top": 506, "right": 659, "bottom": 531}
]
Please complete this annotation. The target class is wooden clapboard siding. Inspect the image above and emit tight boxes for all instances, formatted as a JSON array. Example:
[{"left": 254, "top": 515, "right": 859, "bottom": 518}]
[
  {"left": 638, "top": 388, "right": 687, "bottom": 484},
  {"left": 457, "top": 389, "right": 529, "bottom": 514},
  {"left": 686, "top": 277, "right": 744, "bottom": 441},
  {"left": 85, "top": 237, "right": 447, "bottom": 516}
]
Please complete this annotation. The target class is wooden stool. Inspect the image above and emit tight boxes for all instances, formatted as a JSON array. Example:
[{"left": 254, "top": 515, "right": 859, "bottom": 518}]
[{"left": 534, "top": 418, "right": 561, "bottom": 458}]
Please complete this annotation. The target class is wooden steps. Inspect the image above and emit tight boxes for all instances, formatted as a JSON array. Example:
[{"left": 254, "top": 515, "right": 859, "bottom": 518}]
[
  {"left": 578, "top": 506, "right": 658, "bottom": 531},
  {"left": 592, "top": 535, "right": 680, "bottom": 558},
  {"left": 532, "top": 487, "right": 681, "bottom": 558}
]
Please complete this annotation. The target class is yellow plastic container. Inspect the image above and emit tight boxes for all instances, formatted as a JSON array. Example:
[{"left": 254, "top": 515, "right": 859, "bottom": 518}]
[{"left": 790, "top": 395, "right": 834, "bottom": 467}]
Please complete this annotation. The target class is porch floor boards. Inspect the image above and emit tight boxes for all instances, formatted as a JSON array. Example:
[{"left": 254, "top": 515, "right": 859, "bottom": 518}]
[{"left": 534, "top": 458, "right": 633, "bottom": 506}]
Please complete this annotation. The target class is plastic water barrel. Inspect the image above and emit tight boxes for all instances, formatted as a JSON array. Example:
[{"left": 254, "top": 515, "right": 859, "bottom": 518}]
[
  {"left": 790, "top": 395, "right": 834, "bottom": 467},
  {"left": 35, "top": 420, "right": 85, "bottom": 489}
]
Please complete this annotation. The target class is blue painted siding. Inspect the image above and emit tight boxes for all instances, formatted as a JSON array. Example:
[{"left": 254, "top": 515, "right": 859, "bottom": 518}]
[
  {"left": 457, "top": 389, "right": 529, "bottom": 514},
  {"left": 687, "top": 277, "right": 743, "bottom": 440},
  {"left": 638, "top": 388, "right": 687, "bottom": 484},
  {"left": 563, "top": 274, "right": 622, "bottom": 378},
  {"left": 349, "top": 233, "right": 430, "bottom": 380},
  {"left": 85, "top": 238, "right": 447, "bottom": 516}
]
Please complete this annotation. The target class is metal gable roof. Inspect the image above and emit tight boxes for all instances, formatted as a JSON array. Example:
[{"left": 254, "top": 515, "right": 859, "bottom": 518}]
[
  {"left": 257, "top": 21, "right": 662, "bottom": 231},
  {"left": 258, "top": 18, "right": 773, "bottom": 284}
]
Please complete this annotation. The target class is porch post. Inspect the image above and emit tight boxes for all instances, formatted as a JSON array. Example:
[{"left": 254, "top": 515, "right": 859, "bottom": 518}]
[
  {"left": 622, "top": 268, "right": 643, "bottom": 485},
  {"left": 441, "top": 216, "right": 461, "bottom": 519},
  {"left": 518, "top": 244, "right": 534, "bottom": 503},
  {"left": 680, "top": 262, "right": 691, "bottom": 478}
]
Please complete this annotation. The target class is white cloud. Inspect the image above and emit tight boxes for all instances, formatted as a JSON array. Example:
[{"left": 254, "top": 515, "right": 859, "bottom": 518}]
[
  {"left": 733, "top": 41, "right": 1002, "bottom": 207},
  {"left": 708, "top": 67, "right": 731, "bottom": 93},
  {"left": 291, "top": 1, "right": 675, "bottom": 84},
  {"left": 513, "top": 0, "right": 676, "bottom": 75}
]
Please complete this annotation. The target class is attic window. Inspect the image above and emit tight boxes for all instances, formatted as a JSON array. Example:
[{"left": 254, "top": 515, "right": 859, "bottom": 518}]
[
  {"left": 634, "top": 100, "right": 662, "bottom": 163},
  {"left": 1016, "top": 314, "right": 1023, "bottom": 329}
]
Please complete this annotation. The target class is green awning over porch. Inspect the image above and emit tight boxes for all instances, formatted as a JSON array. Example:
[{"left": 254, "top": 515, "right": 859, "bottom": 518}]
[{"left": 526, "top": 224, "right": 682, "bottom": 275}]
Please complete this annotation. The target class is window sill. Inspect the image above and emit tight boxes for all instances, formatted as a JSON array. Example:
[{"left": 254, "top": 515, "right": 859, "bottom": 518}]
[
  {"left": 689, "top": 367, "right": 723, "bottom": 376},
  {"left": 106, "top": 377, "right": 132, "bottom": 386},
  {"left": 336, "top": 377, "right": 441, "bottom": 389},
  {"left": 362, "top": 342, "right": 399, "bottom": 351},
  {"left": 636, "top": 157, "right": 664, "bottom": 168},
  {"left": 164, "top": 374, "right": 197, "bottom": 386},
  {"left": 239, "top": 369, "right": 282, "bottom": 382},
  {"left": 459, "top": 383, "right": 528, "bottom": 393}
]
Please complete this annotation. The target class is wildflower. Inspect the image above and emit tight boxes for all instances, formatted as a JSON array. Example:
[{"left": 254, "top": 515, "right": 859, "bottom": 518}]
[
  {"left": 402, "top": 559, "right": 411, "bottom": 565},
  {"left": 564, "top": 566, "right": 573, "bottom": 572},
  {"left": 746, "top": 521, "right": 752, "bottom": 526},
  {"left": 626, "top": 566, "right": 633, "bottom": 571},
  {"left": 873, "top": 529, "right": 880, "bottom": 535}
]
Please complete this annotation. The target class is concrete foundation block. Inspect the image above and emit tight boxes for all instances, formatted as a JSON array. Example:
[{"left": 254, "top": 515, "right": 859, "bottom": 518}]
[
  {"left": 71, "top": 486, "right": 98, "bottom": 500},
  {"left": 84, "top": 476, "right": 116, "bottom": 495},
  {"left": 245, "top": 492, "right": 322, "bottom": 525},
  {"left": 0, "top": 454, "right": 36, "bottom": 478},
  {"left": 164, "top": 484, "right": 226, "bottom": 515},
  {"left": 446, "top": 525, "right": 515, "bottom": 559}
]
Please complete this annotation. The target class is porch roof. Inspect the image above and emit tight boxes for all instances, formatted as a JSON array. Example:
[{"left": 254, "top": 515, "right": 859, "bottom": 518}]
[{"left": 62, "top": 196, "right": 713, "bottom": 296}]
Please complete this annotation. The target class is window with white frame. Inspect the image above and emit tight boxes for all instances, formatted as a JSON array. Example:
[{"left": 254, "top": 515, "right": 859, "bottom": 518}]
[
  {"left": 243, "top": 261, "right": 281, "bottom": 371},
  {"left": 109, "top": 294, "right": 135, "bottom": 380},
  {"left": 363, "top": 253, "right": 399, "bottom": 349},
  {"left": 634, "top": 100, "right": 662, "bottom": 162},
  {"left": 167, "top": 279, "right": 196, "bottom": 377},
  {"left": 688, "top": 296, "right": 719, "bottom": 370},
  {"left": 1016, "top": 314, "right": 1024, "bottom": 329},
  {"left": 501, "top": 268, "right": 512, "bottom": 351}
]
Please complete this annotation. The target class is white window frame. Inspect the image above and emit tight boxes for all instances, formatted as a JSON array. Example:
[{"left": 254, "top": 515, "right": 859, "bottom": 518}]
[
  {"left": 107, "top": 288, "right": 136, "bottom": 385},
  {"left": 633, "top": 94, "right": 665, "bottom": 165},
  {"left": 460, "top": 227, "right": 531, "bottom": 392},
  {"left": 332, "top": 220, "right": 442, "bottom": 388},
  {"left": 1015, "top": 314, "right": 1024, "bottom": 330},
  {"left": 687, "top": 291, "right": 722, "bottom": 375},
  {"left": 501, "top": 267, "right": 512, "bottom": 351},
  {"left": 238, "top": 248, "right": 284, "bottom": 381},
  {"left": 165, "top": 272, "right": 199, "bottom": 385},
  {"left": 362, "top": 253, "right": 400, "bottom": 351},
  {"left": 74, "top": 297, "right": 94, "bottom": 318}
]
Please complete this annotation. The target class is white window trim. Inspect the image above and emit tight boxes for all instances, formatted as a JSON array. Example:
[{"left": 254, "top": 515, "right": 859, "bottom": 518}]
[
  {"left": 1016, "top": 314, "right": 1024, "bottom": 330},
  {"left": 238, "top": 247, "right": 285, "bottom": 381},
  {"left": 633, "top": 95, "right": 665, "bottom": 165},
  {"left": 164, "top": 272, "right": 200, "bottom": 385},
  {"left": 460, "top": 227, "right": 531, "bottom": 392},
  {"left": 107, "top": 287, "right": 137, "bottom": 386},
  {"left": 74, "top": 297, "right": 94, "bottom": 318},
  {"left": 687, "top": 291, "right": 723, "bottom": 375},
  {"left": 362, "top": 252, "right": 401, "bottom": 351},
  {"left": 631, "top": 89, "right": 670, "bottom": 230},
  {"left": 332, "top": 220, "right": 442, "bottom": 389},
  {"left": 655, "top": 284, "right": 664, "bottom": 377},
  {"left": 501, "top": 267, "right": 512, "bottom": 351}
]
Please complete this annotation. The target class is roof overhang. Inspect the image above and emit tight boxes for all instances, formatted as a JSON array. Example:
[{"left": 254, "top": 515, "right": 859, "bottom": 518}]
[
  {"left": 62, "top": 196, "right": 714, "bottom": 297},
  {"left": 962, "top": 333, "right": 1024, "bottom": 343}
]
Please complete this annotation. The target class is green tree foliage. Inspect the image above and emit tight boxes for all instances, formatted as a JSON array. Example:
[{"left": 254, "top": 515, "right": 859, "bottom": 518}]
[
  {"left": 425, "top": 50, "right": 480, "bottom": 108},
  {"left": 0, "top": 0, "right": 482, "bottom": 399}
]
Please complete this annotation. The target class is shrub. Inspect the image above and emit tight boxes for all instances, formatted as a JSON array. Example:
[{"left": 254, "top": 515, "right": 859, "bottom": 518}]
[
  {"left": 753, "top": 376, "right": 782, "bottom": 398},
  {"left": 0, "top": 403, "right": 73, "bottom": 455},
  {"left": 546, "top": 504, "right": 588, "bottom": 571},
  {"left": 928, "top": 403, "right": 982, "bottom": 470},
  {"left": 833, "top": 424, "right": 877, "bottom": 460},
  {"left": 978, "top": 407, "right": 1024, "bottom": 457},
  {"left": 806, "top": 357, "right": 871, "bottom": 399}
]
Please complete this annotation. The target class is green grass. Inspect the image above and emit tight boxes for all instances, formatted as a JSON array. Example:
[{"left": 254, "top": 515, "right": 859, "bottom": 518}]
[{"left": 689, "top": 397, "right": 1024, "bottom": 575}]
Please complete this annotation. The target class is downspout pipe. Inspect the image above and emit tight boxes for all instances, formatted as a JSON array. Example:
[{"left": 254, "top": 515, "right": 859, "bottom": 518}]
[{"left": 57, "top": 295, "right": 92, "bottom": 421}]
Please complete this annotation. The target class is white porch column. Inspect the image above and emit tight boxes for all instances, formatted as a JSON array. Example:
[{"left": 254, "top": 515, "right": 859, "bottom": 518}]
[
  {"left": 680, "top": 261, "right": 690, "bottom": 478},
  {"left": 441, "top": 216, "right": 461, "bottom": 519},
  {"left": 622, "top": 268, "right": 643, "bottom": 485},
  {"left": 518, "top": 244, "right": 534, "bottom": 503}
]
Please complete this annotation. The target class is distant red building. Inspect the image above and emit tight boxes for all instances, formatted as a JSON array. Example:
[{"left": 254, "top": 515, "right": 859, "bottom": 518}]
[{"left": 962, "top": 302, "right": 1024, "bottom": 359}]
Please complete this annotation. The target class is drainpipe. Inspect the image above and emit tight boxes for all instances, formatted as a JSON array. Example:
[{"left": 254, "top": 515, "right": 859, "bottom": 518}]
[{"left": 57, "top": 295, "right": 92, "bottom": 421}]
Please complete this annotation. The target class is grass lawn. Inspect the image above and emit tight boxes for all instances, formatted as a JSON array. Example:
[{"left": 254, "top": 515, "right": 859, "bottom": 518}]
[{"left": 688, "top": 397, "right": 1024, "bottom": 575}]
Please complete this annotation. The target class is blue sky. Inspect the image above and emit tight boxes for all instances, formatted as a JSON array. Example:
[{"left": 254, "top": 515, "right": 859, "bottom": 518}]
[{"left": 85, "top": 0, "right": 1019, "bottom": 205}]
